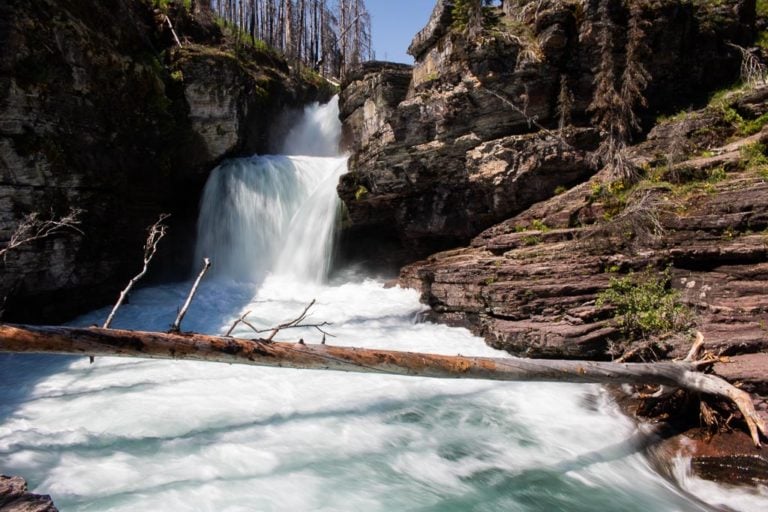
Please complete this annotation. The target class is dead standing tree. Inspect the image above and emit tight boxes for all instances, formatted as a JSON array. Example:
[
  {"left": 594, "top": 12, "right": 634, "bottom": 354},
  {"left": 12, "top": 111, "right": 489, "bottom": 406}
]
[{"left": 0, "top": 323, "right": 765, "bottom": 447}]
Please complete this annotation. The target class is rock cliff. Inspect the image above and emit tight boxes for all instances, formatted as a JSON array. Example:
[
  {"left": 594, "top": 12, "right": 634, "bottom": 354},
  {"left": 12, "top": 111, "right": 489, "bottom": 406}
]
[
  {"left": 338, "top": 0, "right": 755, "bottom": 266},
  {"left": 0, "top": 0, "right": 332, "bottom": 322},
  {"left": 339, "top": 0, "right": 768, "bottom": 481}
]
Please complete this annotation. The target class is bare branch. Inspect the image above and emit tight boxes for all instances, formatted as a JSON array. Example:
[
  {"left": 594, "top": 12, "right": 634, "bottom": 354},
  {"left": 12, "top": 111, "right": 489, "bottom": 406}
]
[
  {"left": 170, "top": 258, "right": 211, "bottom": 333},
  {"left": 478, "top": 85, "right": 576, "bottom": 151},
  {"left": 102, "top": 213, "right": 170, "bottom": 330},
  {"left": 265, "top": 299, "right": 323, "bottom": 341},
  {"left": 225, "top": 310, "right": 259, "bottom": 337},
  {"left": 684, "top": 331, "right": 706, "bottom": 362},
  {"left": 1, "top": 208, "right": 84, "bottom": 262},
  {"left": 223, "top": 300, "right": 336, "bottom": 342},
  {"left": 727, "top": 43, "right": 767, "bottom": 86}
]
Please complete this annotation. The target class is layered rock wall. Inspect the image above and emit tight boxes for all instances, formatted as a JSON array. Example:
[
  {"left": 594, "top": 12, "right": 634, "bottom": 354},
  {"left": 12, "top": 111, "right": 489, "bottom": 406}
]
[{"left": 338, "top": 0, "right": 755, "bottom": 267}]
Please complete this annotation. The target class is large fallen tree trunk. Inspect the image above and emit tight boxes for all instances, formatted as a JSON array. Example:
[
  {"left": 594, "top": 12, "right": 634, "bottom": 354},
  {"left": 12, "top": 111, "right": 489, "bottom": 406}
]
[{"left": 1, "top": 323, "right": 765, "bottom": 446}]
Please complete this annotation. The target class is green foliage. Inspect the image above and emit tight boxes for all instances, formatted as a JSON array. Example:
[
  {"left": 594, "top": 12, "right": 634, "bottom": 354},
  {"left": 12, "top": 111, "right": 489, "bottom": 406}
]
[
  {"left": 741, "top": 142, "right": 768, "bottom": 178},
  {"left": 153, "top": 0, "right": 191, "bottom": 11},
  {"left": 758, "top": 0, "right": 768, "bottom": 17},
  {"left": 451, "top": 0, "right": 496, "bottom": 33},
  {"left": 707, "top": 166, "right": 727, "bottom": 183},
  {"left": 741, "top": 142, "right": 768, "bottom": 167},
  {"left": 554, "top": 185, "right": 567, "bottom": 195},
  {"left": 757, "top": 30, "right": 768, "bottom": 51},
  {"left": 354, "top": 185, "right": 369, "bottom": 201},
  {"left": 741, "top": 112, "right": 768, "bottom": 136},
  {"left": 451, "top": 0, "right": 477, "bottom": 32},
  {"left": 597, "top": 267, "right": 691, "bottom": 340},
  {"left": 530, "top": 219, "right": 550, "bottom": 232},
  {"left": 522, "top": 235, "right": 541, "bottom": 246},
  {"left": 705, "top": 85, "right": 768, "bottom": 136},
  {"left": 589, "top": 179, "right": 629, "bottom": 219}
]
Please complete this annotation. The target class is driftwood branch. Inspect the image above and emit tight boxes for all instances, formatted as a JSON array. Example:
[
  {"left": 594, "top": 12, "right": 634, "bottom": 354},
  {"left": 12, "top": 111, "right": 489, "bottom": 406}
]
[
  {"left": 170, "top": 258, "right": 211, "bottom": 333},
  {"left": 103, "top": 214, "right": 170, "bottom": 329},
  {"left": 0, "top": 208, "right": 83, "bottom": 262},
  {"left": 0, "top": 323, "right": 764, "bottom": 447}
]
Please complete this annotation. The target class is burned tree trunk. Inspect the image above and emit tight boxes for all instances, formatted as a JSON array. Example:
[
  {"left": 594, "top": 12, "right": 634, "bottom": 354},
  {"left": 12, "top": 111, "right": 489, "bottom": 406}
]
[{"left": 0, "top": 323, "right": 765, "bottom": 446}]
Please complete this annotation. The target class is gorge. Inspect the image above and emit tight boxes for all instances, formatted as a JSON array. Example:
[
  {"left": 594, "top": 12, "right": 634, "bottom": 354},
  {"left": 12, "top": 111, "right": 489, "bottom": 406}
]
[{"left": 1, "top": 0, "right": 768, "bottom": 510}]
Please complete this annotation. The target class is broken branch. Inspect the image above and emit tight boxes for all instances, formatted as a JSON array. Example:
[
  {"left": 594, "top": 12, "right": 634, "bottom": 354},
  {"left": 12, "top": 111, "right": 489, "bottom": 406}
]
[
  {"left": 170, "top": 258, "right": 211, "bottom": 333},
  {"left": 103, "top": 214, "right": 170, "bottom": 329}
]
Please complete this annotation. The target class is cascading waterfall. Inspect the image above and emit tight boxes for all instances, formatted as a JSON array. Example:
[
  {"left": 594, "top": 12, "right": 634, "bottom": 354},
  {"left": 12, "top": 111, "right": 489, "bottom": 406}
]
[
  {"left": 0, "top": 97, "right": 766, "bottom": 512},
  {"left": 195, "top": 96, "right": 346, "bottom": 283}
]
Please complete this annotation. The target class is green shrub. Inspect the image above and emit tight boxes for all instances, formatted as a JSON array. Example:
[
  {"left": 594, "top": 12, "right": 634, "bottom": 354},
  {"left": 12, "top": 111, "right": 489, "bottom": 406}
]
[
  {"left": 354, "top": 185, "right": 369, "bottom": 201},
  {"left": 741, "top": 142, "right": 768, "bottom": 168},
  {"left": 597, "top": 267, "right": 691, "bottom": 340},
  {"left": 530, "top": 219, "right": 550, "bottom": 232}
]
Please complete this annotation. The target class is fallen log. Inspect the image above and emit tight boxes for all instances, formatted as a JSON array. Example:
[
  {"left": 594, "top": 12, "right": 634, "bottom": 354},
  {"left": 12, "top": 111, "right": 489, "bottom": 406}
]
[{"left": 1, "top": 323, "right": 765, "bottom": 446}]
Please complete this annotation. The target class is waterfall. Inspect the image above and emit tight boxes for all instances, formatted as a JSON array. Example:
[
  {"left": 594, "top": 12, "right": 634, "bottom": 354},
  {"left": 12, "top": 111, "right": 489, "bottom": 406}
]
[{"left": 194, "top": 97, "right": 346, "bottom": 283}]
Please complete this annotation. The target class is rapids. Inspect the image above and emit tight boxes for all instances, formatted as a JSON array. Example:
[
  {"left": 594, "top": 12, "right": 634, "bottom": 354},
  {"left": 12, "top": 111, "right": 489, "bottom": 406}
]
[{"left": 1, "top": 97, "right": 766, "bottom": 511}]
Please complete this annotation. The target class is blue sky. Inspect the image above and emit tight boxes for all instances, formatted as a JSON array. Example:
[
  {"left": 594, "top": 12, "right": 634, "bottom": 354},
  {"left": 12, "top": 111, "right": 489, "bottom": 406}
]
[{"left": 368, "top": 1, "right": 435, "bottom": 63}]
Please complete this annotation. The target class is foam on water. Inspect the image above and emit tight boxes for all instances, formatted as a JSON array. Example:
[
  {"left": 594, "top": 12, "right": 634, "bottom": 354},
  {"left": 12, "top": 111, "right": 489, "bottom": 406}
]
[
  {"left": 1, "top": 97, "right": 766, "bottom": 511},
  {"left": 3, "top": 277, "right": 766, "bottom": 511}
]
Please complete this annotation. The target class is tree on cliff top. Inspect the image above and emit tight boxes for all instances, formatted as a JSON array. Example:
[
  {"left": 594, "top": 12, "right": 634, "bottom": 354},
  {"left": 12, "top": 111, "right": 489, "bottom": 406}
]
[{"left": 205, "top": 0, "right": 372, "bottom": 79}]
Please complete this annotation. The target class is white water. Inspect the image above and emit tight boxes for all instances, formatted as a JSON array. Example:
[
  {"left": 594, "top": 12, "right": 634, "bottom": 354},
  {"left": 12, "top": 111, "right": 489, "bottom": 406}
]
[{"left": 1, "top": 98, "right": 767, "bottom": 511}]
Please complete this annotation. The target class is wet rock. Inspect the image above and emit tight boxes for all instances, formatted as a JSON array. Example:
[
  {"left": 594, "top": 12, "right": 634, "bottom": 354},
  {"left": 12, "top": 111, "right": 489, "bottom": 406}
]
[{"left": 0, "top": 475, "right": 57, "bottom": 512}]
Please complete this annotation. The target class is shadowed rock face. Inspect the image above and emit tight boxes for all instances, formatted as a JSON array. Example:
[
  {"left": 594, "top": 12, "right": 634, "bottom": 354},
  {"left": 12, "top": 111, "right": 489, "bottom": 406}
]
[
  {"left": 0, "top": 0, "right": 331, "bottom": 323},
  {"left": 0, "top": 475, "right": 58, "bottom": 511},
  {"left": 337, "top": 0, "right": 755, "bottom": 268}
]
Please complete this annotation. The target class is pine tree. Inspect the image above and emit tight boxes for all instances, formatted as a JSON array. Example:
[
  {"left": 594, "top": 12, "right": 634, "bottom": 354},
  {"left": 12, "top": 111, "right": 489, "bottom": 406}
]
[{"left": 588, "top": 0, "right": 650, "bottom": 182}]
